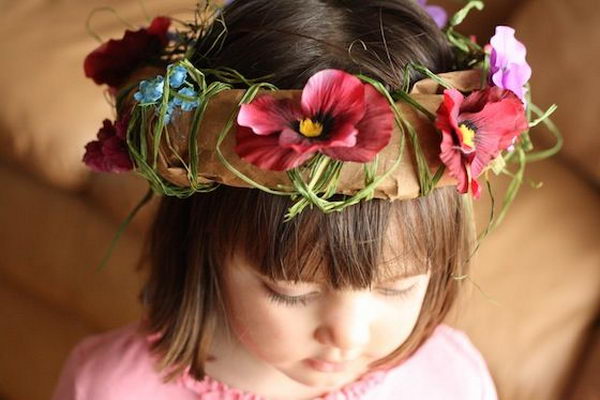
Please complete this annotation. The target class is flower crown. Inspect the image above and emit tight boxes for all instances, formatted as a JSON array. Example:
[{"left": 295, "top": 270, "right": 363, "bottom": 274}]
[{"left": 83, "top": 0, "right": 561, "bottom": 233}]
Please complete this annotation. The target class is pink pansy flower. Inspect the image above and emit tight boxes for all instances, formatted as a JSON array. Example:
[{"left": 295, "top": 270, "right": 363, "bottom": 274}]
[
  {"left": 235, "top": 69, "right": 393, "bottom": 171},
  {"left": 435, "top": 87, "right": 528, "bottom": 199},
  {"left": 83, "top": 115, "right": 133, "bottom": 173},
  {"left": 489, "top": 26, "right": 532, "bottom": 102}
]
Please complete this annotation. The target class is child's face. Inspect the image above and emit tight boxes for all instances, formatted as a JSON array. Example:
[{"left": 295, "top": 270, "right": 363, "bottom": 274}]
[{"left": 216, "top": 248, "right": 431, "bottom": 391}]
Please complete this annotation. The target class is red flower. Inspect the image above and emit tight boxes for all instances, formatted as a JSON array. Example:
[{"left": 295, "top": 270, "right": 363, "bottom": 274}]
[
  {"left": 83, "top": 117, "right": 133, "bottom": 173},
  {"left": 235, "top": 69, "right": 393, "bottom": 171},
  {"left": 435, "top": 87, "right": 528, "bottom": 198},
  {"left": 84, "top": 17, "right": 171, "bottom": 88}
]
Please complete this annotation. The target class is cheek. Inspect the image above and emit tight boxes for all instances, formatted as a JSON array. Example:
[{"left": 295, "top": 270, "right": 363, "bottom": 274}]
[
  {"left": 369, "top": 283, "right": 429, "bottom": 357},
  {"left": 227, "top": 282, "right": 312, "bottom": 362}
]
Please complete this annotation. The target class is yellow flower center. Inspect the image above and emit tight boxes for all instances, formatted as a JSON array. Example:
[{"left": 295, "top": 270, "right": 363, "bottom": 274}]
[
  {"left": 299, "top": 118, "right": 323, "bottom": 137},
  {"left": 459, "top": 123, "right": 476, "bottom": 149}
]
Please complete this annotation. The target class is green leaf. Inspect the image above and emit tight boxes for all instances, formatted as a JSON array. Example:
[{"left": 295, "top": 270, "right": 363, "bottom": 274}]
[
  {"left": 95, "top": 188, "right": 154, "bottom": 271},
  {"left": 448, "top": 0, "right": 484, "bottom": 28},
  {"left": 489, "top": 154, "right": 506, "bottom": 175},
  {"left": 525, "top": 103, "right": 564, "bottom": 162}
]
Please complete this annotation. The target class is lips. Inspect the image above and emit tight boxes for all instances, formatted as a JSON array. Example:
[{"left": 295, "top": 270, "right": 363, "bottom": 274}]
[{"left": 305, "top": 358, "right": 352, "bottom": 373}]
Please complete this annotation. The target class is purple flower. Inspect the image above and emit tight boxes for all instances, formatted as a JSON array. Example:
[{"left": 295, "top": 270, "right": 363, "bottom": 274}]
[
  {"left": 417, "top": 0, "right": 448, "bottom": 28},
  {"left": 489, "top": 26, "right": 532, "bottom": 102}
]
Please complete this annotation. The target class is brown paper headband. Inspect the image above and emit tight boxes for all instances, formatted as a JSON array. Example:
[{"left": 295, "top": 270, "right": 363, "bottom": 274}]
[{"left": 125, "top": 68, "right": 483, "bottom": 201}]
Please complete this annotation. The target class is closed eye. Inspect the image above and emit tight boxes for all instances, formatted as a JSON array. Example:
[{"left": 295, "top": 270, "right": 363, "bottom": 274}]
[
  {"left": 263, "top": 284, "right": 316, "bottom": 307},
  {"left": 377, "top": 284, "right": 416, "bottom": 299}
]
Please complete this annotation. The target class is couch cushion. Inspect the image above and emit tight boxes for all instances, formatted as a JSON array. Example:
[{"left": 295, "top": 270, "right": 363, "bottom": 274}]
[
  {"left": 448, "top": 158, "right": 600, "bottom": 400},
  {"left": 0, "top": 0, "right": 194, "bottom": 190},
  {"left": 510, "top": 0, "right": 600, "bottom": 183},
  {"left": 0, "top": 163, "right": 143, "bottom": 329},
  {"left": 0, "top": 282, "right": 96, "bottom": 400}
]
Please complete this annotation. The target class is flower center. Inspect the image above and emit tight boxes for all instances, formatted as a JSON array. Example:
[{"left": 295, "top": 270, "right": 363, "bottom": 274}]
[
  {"left": 458, "top": 121, "right": 477, "bottom": 149},
  {"left": 298, "top": 118, "right": 324, "bottom": 138}
]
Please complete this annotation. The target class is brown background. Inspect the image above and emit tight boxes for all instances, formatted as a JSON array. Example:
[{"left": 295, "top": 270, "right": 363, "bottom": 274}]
[{"left": 0, "top": 0, "right": 598, "bottom": 399}]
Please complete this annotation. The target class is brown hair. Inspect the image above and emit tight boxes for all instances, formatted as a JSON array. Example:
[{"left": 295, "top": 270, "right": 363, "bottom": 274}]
[{"left": 140, "top": 0, "right": 473, "bottom": 382}]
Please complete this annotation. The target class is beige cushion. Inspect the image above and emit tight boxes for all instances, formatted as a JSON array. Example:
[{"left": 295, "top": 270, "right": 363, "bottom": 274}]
[
  {"left": 437, "top": 0, "right": 523, "bottom": 39},
  {"left": 84, "top": 172, "right": 160, "bottom": 235},
  {"left": 511, "top": 0, "right": 600, "bottom": 183},
  {"left": 448, "top": 158, "right": 600, "bottom": 400},
  {"left": 566, "top": 328, "right": 600, "bottom": 400},
  {"left": 0, "top": 282, "right": 95, "bottom": 400},
  {"left": 0, "top": 0, "right": 194, "bottom": 190},
  {"left": 0, "top": 163, "right": 143, "bottom": 329}
]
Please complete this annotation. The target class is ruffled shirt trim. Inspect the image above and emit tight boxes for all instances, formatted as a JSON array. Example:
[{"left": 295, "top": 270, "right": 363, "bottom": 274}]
[{"left": 178, "top": 366, "right": 388, "bottom": 400}]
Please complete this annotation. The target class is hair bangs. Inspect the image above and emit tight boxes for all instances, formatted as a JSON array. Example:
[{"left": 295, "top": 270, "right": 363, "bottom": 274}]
[{"left": 232, "top": 192, "right": 438, "bottom": 290}]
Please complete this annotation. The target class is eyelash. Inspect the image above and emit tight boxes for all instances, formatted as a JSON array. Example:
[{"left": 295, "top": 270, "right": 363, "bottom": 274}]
[
  {"left": 378, "top": 287, "right": 415, "bottom": 299},
  {"left": 263, "top": 284, "right": 416, "bottom": 307},
  {"left": 263, "top": 283, "right": 316, "bottom": 306}
]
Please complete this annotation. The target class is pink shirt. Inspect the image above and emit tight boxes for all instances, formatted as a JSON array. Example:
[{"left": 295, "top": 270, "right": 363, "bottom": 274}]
[{"left": 51, "top": 322, "right": 497, "bottom": 399}]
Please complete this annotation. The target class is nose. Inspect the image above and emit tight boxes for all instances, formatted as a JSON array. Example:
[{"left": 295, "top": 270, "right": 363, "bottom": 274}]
[{"left": 313, "top": 290, "right": 374, "bottom": 351}]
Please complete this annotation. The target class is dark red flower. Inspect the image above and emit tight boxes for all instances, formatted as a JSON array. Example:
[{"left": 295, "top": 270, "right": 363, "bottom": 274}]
[
  {"left": 84, "top": 17, "right": 171, "bottom": 88},
  {"left": 83, "top": 117, "right": 133, "bottom": 173},
  {"left": 235, "top": 69, "right": 393, "bottom": 171},
  {"left": 435, "top": 87, "right": 528, "bottom": 199}
]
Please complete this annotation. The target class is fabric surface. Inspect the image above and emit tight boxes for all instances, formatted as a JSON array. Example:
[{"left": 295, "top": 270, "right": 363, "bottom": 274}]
[
  {"left": 51, "top": 322, "right": 497, "bottom": 400},
  {"left": 510, "top": 0, "right": 600, "bottom": 183},
  {"left": 0, "top": 0, "right": 194, "bottom": 190},
  {"left": 449, "top": 158, "right": 600, "bottom": 400}
]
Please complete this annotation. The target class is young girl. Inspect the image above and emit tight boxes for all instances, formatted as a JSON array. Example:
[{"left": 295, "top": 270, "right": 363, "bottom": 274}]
[{"left": 52, "top": 0, "right": 554, "bottom": 397}]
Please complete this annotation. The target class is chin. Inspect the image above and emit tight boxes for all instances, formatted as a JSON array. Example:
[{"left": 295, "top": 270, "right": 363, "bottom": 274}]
[{"left": 281, "top": 365, "right": 361, "bottom": 389}]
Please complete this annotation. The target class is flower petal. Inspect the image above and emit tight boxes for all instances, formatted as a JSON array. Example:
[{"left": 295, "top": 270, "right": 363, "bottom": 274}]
[
  {"left": 491, "top": 62, "right": 531, "bottom": 101},
  {"left": 489, "top": 26, "right": 531, "bottom": 101},
  {"left": 436, "top": 87, "right": 527, "bottom": 198},
  {"left": 470, "top": 177, "right": 481, "bottom": 199},
  {"left": 425, "top": 5, "right": 448, "bottom": 28},
  {"left": 322, "top": 123, "right": 358, "bottom": 148},
  {"left": 114, "top": 112, "right": 131, "bottom": 140},
  {"left": 280, "top": 123, "right": 358, "bottom": 155},
  {"left": 279, "top": 128, "right": 321, "bottom": 154},
  {"left": 279, "top": 124, "right": 358, "bottom": 153},
  {"left": 146, "top": 17, "right": 171, "bottom": 46},
  {"left": 490, "top": 26, "right": 527, "bottom": 65},
  {"left": 460, "top": 90, "right": 528, "bottom": 177},
  {"left": 301, "top": 69, "right": 365, "bottom": 126},
  {"left": 322, "top": 84, "right": 393, "bottom": 162},
  {"left": 237, "top": 95, "right": 299, "bottom": 135},
  {"left": 83, "top": 19, "right": 170, "bottom": 88},
  {"left": 439, "top": 134, "right": 469, "bottom": 195},
  {"left": 83, "top": 140, "right": 109, "bottom": 172},
  {"left": 235, "top": 125, "right": 315, "bottom": 171},
  {"left": 435, "top": 89, "right": 464, "bottom": 143},
  {"left": 102, "top": 136, "right": 134, "bottom": 172},
  {"left": 83, "top": 119, "right": 133, "bottom": 173},
  {"left": 97, "top": 119, "right": 117, "bottom": 141}
]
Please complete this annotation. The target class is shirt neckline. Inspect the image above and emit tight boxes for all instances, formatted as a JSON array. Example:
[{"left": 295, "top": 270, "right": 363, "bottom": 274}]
[{"left": 179, "top": 365, "right": 389, "bottom": 399}]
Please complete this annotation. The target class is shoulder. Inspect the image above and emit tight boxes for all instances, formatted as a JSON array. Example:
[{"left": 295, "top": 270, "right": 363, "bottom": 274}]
[
  {"left": 380, "top": 324, "right": 498, "bottom": 400},
  {"left": 51, "top": 321, "right": 197, "bottom": 400}
]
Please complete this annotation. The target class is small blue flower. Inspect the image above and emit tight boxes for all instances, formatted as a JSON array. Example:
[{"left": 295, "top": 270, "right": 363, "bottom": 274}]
[
  {"left": 169, "top": 65, "right": 188, "bottom": 89},
  {"left": 134, "top": 76, "right": 164, "bottom": 103},
  {"left": 162, "top": 99, "right": 177, "bottom": 124},
  {"left": 173, "top": 87, "right": 199, "bottom": 112}
]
